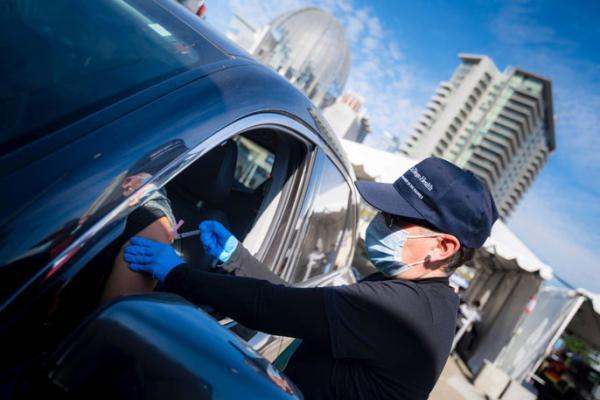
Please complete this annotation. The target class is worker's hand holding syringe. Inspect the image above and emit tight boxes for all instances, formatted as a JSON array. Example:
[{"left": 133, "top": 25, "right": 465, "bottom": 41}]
[{"left": 125, "top": 221, "right": 240, "bottom": 281}]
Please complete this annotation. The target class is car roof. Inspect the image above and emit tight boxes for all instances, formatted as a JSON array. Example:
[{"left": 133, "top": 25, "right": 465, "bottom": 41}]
[{"left": 0, "top": 0, "right": 353, "bottom": 179}]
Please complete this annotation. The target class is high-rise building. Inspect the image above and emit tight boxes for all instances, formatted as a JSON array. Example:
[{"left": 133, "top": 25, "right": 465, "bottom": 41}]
[
  {"left": 400, "top": 54, "right": 555, "bottom": 218},
  {"left": 227, "top": 8, "right": 350, "bottom": 108},
  {"left": 322, "top": 92, "right": 371, "bottom": 143}
]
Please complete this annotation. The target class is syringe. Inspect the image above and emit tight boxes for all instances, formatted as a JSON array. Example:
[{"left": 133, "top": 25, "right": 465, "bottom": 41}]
[{"left": 173, "top": 229, "right": 200, "bottom": 240}]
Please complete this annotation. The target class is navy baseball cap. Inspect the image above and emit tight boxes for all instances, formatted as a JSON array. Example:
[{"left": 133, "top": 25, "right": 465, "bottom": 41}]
[{"left": 355, "top": 157, "right": 498, "bottom": 248}]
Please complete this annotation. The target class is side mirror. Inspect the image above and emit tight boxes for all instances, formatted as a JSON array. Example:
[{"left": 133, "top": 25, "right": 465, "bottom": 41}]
[{"left": 23, "top": 294, "right": 301, "bottom": 399}]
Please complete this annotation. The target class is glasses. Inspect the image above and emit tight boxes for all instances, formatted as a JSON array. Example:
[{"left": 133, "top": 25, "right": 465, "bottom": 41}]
[
  {"left": 383, "top": 213, "right": 407, "bottom": 230},
  {"left": 382, "top": 212, "right": 440, "bottom": 234}
]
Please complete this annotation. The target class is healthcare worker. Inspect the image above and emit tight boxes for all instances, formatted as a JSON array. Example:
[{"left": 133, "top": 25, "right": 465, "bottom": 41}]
[{"left": 124, "top": 157, "right": 498, "bottom": 400}]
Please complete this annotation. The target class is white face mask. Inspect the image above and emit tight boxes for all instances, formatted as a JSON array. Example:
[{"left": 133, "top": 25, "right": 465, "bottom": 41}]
[{"left": 365, "top": 213, "right": 440, "bottom": 277}]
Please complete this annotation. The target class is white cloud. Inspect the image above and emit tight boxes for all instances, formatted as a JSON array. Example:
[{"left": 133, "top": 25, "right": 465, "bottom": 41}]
[
  {"left": 366, "top": 16, "right": 383, "bottom": 39},
  {"left": 489, "top": 2, "right": 568, "bottom": 47},
  {"left": 388, "top": 42, "right": 403, "bottom": 62},
  {"left": 552, "top": 86, "right": 600, "bottom": 174},
  {"left": 343, "top": 13, "right": 364, "bottom": 42}
]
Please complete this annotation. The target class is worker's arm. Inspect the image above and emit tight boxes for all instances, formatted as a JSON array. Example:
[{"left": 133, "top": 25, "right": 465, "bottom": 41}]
[
  {"left": 124, "top": 237, "right": 330, "bottom": 347},
  {"left": 220, "top": 243, "right": 287, "bottom": 285},
  {"left": 164, "top": 264, "right": 328, "bottom": 346}
]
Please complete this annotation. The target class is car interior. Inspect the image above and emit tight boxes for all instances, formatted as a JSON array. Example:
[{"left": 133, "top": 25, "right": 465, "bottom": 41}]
[{"left": 168, "top": 130, "right": 307, "bottom": 271}]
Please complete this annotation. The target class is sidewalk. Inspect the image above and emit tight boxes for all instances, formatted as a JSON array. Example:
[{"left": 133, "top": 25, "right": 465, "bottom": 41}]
[{"left": 429, "top": 355, "right": 486, "bottom": 400}]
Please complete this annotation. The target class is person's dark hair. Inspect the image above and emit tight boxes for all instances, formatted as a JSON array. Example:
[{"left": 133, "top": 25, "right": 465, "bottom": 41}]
[{"left": 442, "top": 246, "right": 475, "bottom": 273}]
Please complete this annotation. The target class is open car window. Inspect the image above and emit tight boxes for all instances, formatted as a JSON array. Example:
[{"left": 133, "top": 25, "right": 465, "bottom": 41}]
[
  {"left": 233, "top": 136, "right": 275, "bottom": 191},
  {"left": 161, "top": 130, "right": 308, "bottom": 273}
]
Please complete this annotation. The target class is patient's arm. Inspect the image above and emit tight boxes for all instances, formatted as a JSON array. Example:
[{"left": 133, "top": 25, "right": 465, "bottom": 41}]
[{"left": 101, "top": 216, "right": 173, "bottom": 304}]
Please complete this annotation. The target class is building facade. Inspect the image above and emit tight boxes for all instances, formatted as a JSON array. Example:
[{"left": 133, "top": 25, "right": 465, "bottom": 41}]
[
  {"left": 227, "top": 8, "right": 350, "bottom": 108},
  {"left": 322, "top": 92, "right": 371, "bottom": 143},
  {"left": 400, "top": 54, "right": 555, "bottom": 218}
]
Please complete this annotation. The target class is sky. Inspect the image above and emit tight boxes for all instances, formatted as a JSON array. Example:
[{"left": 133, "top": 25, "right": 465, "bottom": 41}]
[{"left": 203, "top": 0, "right": 600, "bottom": 292}]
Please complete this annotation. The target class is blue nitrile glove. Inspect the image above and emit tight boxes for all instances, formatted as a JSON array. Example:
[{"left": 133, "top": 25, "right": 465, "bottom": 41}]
[
  {"left": 124, "top": 237, "right": 184, "bottom": 283},
  {"left": 199, "top": 220, "right": 239, "bottom": 263}
]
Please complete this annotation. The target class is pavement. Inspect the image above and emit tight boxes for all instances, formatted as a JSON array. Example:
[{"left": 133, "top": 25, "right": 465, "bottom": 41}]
[{"left": 429, "top": 355, "right": 486, "bottom": 400}]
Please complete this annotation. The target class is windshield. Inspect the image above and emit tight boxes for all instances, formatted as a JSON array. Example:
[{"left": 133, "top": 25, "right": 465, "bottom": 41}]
[{"left": 0, "top": 0, "right": 225, "bottom": 154}]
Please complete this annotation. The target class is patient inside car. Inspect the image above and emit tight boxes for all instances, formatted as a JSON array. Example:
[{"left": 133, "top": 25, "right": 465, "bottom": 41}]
[
  {"left": 101, "top": 187, "right": 176, "bottom": 303},
  {"left": 101, "top": 138, "right": 241, "bottom": 303}
]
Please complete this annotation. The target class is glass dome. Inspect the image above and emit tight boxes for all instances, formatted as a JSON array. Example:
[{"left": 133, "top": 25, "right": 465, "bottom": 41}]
[{"left": 262, "top": 8, "right": 350, "bottom": 104}]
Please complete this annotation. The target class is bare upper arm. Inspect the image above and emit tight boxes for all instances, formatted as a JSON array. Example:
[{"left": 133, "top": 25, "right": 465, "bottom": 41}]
[{"left": 101, "top": 216, "right": 173, "bottom": 304}]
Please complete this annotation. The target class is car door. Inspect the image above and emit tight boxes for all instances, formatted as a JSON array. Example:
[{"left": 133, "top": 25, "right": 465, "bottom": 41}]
[
  {"left": 0, "top": 112, "right": 318, "bottom": 395},
  {"left": 252, "top": 148, "right": 359, "bottom": 362}
]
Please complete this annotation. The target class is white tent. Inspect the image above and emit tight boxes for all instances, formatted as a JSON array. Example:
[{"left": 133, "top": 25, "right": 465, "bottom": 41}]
[
  {"left": 341, "top": 139, "right": 419, "bottom": 183},
  {"left": 483, "top": 220, "right": 553, "bottom": 280},
  {"left": 570, "top": 289, "right": 600, "bottom": 349},
  {"left": 456, "top": 224, "right": 554, "bottom": 374},
  {"left": 495, "top": 287, "right": 600, "bottom": 383}
]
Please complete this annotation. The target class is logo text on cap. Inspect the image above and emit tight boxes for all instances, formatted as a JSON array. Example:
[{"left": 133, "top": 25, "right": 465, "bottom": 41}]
[{"left": 409, "top": 167, "right": 434, "bottom": 192}]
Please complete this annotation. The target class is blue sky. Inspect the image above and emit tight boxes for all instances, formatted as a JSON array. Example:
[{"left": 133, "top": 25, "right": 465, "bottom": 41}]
[{"left": 204, "top": 0, "right": 600, "bottom": 292}]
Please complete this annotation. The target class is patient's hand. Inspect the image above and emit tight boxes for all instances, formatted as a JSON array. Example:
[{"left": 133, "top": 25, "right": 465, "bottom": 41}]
[{"left": 101, "top": 216, "right": 173, "bottom": 304}]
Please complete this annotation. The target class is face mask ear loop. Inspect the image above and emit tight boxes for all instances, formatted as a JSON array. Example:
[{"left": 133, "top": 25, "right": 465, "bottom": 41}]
[{"left": 404, "top": 257, "right": 429, "bottom": 268}]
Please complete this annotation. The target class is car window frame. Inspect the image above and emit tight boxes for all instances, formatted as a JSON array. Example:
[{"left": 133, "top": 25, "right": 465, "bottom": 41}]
[{"left": 280, "top": 149, "right": 358, "bottom": 285}]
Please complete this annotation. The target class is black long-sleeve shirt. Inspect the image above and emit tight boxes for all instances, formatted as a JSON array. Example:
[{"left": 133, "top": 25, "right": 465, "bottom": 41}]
[{"left": 163, "top": 245, "right": 459, "bottom": 400}]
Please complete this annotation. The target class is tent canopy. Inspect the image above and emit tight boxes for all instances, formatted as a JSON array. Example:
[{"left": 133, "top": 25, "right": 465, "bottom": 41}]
[
  {"left": 495, "top": 287, "right": 600, "bottom": 383},
  {"left": 341, "top": 139, "right": 419, "bottom": 183},
  {"left": 482, "top": 221, "right": 553, "bottom": 280}
]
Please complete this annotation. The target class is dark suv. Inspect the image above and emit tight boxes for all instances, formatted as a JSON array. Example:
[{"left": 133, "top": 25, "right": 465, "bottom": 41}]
[{"left": 0, "top": 1, "right": 359, "bottom": 398}]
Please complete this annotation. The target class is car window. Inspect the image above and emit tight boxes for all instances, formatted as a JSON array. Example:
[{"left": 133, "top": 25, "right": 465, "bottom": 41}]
[
  {"left": 0, "top": 0, "right": 225, "bottom": 154},
  {"left": 233, "top": 137, "right": 275, "bottom": 190},
  {"left": 289, "top": 157, "right": 351, "bottom": 283}
]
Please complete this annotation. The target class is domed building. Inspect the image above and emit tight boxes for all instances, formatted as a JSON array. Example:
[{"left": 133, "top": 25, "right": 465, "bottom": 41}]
[{"left": 228, "top": 8, "right": 351, "bottom": 108}]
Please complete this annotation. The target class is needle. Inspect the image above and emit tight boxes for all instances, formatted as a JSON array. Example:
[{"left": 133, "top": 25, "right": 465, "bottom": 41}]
[{"left": 173, "top": 229, "right": 200, "bottom": 240}]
